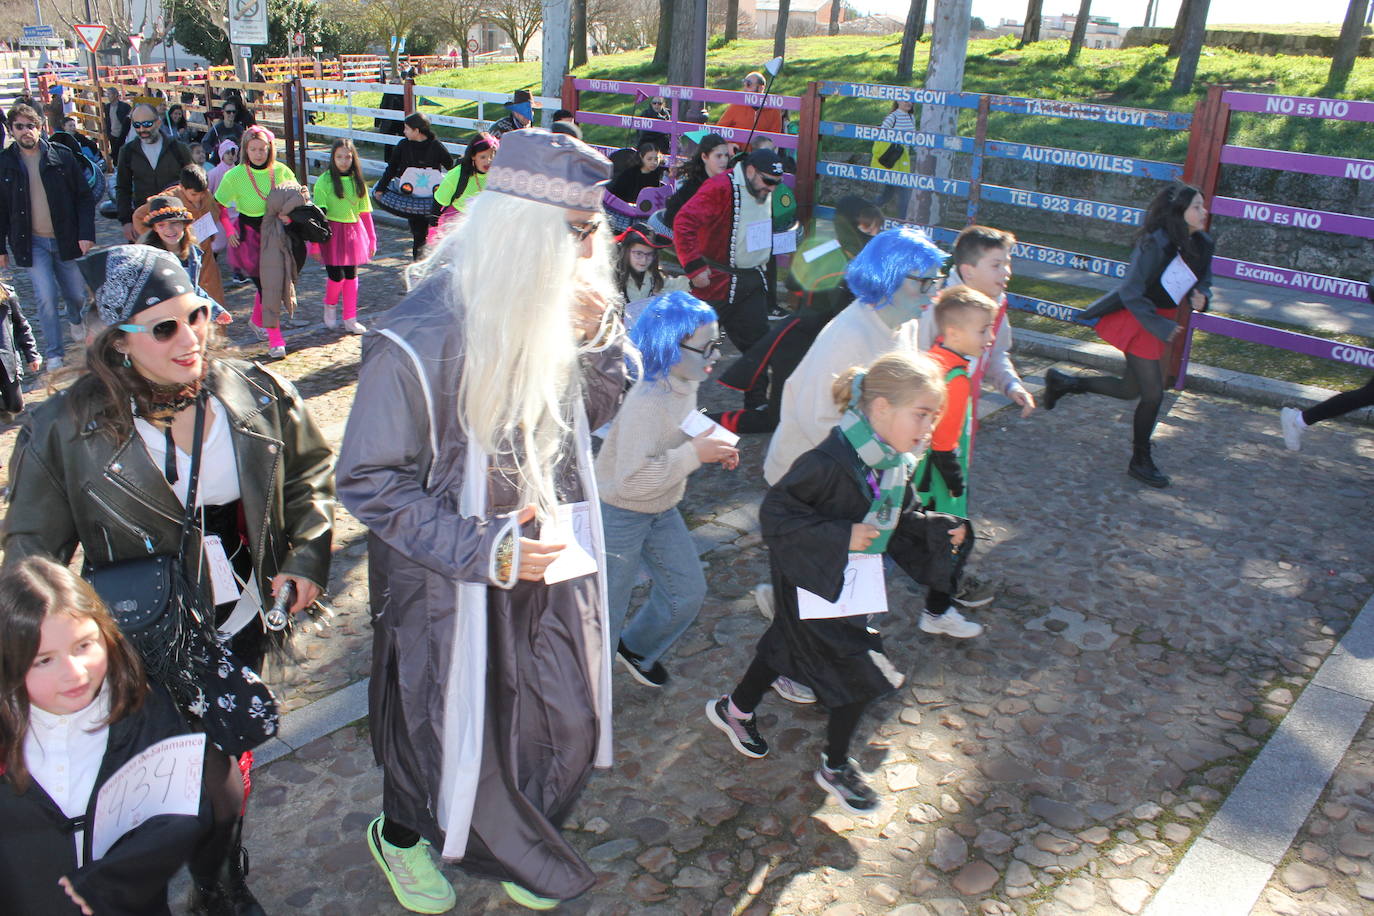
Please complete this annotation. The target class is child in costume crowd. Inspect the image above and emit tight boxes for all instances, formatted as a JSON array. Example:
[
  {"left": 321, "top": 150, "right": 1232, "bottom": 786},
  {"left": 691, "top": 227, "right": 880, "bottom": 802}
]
[
  {"left": 0, "top": 282, "right": 40, "bottom": 424},
  {"left": 137, "top": 195, "right": 233, "bottom": 326},
  {"left": 430, "top": 132, "right": 498, "bottom": 243},
  {"left": 0, "top": 557, "right": 211, "bottom": 916},
  {"left": 707, "top": 350, "right": 970, "bottom": 813},
  {"left": 613, "top": 224, "right": 688, "bottom": 323},
  {"left": 916, "top": 286, "right": 1000, "bottom": 639},
  {"left": 310, "top": 138, "right": 376, "bottom": 334},
  {"left": 596, "top": 291, "right": 739, "bottom": 687}
]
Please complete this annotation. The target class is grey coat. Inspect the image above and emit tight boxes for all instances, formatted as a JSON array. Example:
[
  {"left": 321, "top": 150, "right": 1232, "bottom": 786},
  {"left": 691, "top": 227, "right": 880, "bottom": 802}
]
[
  {"left": 336, "top": 275, "right": 627, "bottom": 849},
  {"left": 1079, "top": 227, "right": 1214, "bottom": 344}
]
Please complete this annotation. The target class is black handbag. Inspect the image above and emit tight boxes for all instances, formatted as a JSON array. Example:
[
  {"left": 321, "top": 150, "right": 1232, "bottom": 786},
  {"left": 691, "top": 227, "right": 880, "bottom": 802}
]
[
  {"left": 877, "top": 142, "right": 904, "bottom": 169},
  {"left": 87, "top": 397, "right": 280, "bottom": 755}
]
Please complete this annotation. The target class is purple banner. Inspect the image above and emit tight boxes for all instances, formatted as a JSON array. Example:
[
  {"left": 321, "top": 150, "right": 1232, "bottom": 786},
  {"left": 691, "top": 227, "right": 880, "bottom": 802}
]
[
  {"left": 1191, "top": 313, "right": 1374, "bottom": 369},
  {"left": 573, "top": 109, "right": 798, "bottom": 149},
  {"left": 574, "top": 78, "right": 801, "bottom": 111},
  {"left": 1222, "top": 91, "right": 1374, "bottom": 124},
  {"left": 1212, "top": 196, "right": 1374, "bottom": 240},
  {"left": 1213, "top": 257, "right": 1370, "bottom": 304},
  {"left": 1220, "top": 145, "right": 1374, "bottom": 181}
]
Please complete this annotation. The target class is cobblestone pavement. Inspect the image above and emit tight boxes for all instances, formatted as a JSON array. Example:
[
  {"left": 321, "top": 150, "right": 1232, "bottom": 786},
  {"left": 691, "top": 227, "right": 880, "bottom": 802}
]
[
  {"left": 1252, "top": 709, "right": 1374, "bottom": 916},
  {"left": 3, "top": 216, "right": 1373, "bottom": 914}
]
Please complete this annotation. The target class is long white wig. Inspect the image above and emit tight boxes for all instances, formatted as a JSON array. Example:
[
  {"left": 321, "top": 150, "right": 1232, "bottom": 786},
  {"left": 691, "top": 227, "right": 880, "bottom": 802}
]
[{"left": 410, "top": 190, "right": 617, "bottom": 518}]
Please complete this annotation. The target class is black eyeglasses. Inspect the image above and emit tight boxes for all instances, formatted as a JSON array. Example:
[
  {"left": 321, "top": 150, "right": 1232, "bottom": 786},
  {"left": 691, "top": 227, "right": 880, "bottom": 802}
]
[
  {"left": 680, "top": 336, "right": 723, "bottom": 359},
  {"left": 906, "top": 273, "right": 945, "bottom": 294},
  {"left": 567, "top": 216, "right": 603, "bottom": 242},
  {"left": 119, "top": 304, "right": 210, "bottom": 342},
  {"left": 132, "top": 119, "right": 157, "bottom": 130},
  {"left": 10, "top": 121, "right": 38, "bottom": 133},
  {"left": 759, "top": 175, "right": 781, "bottom": 187}
]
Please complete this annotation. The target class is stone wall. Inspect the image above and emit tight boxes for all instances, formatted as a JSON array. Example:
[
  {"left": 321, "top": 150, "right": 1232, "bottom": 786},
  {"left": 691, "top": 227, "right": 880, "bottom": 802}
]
[
  {"left": 1122, "top": 26, "right": 1374, "bottom": 57},
  {"left": 815, "top": 149, "right": 1374, "bottom": 282}
]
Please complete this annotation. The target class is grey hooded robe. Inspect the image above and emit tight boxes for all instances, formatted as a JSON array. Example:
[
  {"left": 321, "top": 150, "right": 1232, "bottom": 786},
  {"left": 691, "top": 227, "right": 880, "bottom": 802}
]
[{"left": 336, "top": 274, "right": 626, "bottom": 900}]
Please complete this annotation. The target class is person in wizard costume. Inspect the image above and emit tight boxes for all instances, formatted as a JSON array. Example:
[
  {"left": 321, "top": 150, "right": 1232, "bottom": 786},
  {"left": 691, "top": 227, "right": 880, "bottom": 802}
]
[{"left": 336, "top": 129, "right": 627, "bottom": 913}]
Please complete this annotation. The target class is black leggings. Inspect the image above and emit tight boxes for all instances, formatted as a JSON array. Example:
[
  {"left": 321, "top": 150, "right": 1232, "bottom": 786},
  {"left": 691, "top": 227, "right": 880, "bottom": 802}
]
[
  {"left": 731, "top": 655, "right": 868, "bottom": 768},
  {"left": 1079, "top": 353, "right": 1166, "bottom": 448},
  {"left": 1304, "top": 374, "right": 1374, "bottom": 426},
  {"left": 406, "top": 217, "right": 430, "bottom": 260},
  {"left": 325, "top": 264, "right": 358, "bottom": 281}
]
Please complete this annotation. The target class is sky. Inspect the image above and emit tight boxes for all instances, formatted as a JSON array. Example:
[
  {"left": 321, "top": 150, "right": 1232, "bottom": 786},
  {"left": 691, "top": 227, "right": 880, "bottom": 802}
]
[{"left": 855, "top": 0, "right": 1353, "bottom": 29}]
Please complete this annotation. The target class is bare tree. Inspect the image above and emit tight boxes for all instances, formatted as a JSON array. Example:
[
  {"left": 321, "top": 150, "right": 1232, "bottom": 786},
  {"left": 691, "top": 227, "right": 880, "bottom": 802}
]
[
  {"left": 1020, "top": 0, "right": 1042, "bottom": 45},
  {"left": 652, "top": 0, "right": 672, "bottom": 67},
  {"left": 1328, "top": 0, "right": 1371, "bottom": 90},
  {"left": 1066, "top": 0, "right": 1092, "bottom": 61},
  {"left": 1167, "top": 0, "right": 1189, "bottom": 56},
  {"left": 51, "top": 0, "right": 169, "bottom": 64},
  {"left": 1169, "top": 0, "right": 1210, "bottom": 90},
  {"left": 585, "top": 0, "right": 659, "bottom": 52},
  {"left": 829, "top": 0, "right": 841, "bottom": 35},
  {"left": 572, "top": 0, "right": 588, "bottom": 66},
  {"left": 489, "top": 0, "right": 544, "bottom": 61},
  {"left": 668, "top": 0, "right": 706, "bottom": 116},
  {"left": 897, "top": 0, "right": 927, "bottom": 82},
  {"left": 910, "top": 0, "right": 972, "bottom": 226},
  {"left": 434, "top": 0, "right": 486, "bottom": 67},
  {"left": 773, "top": 0, "right": 790, "bottom": 58},
  {"left": 724, "top": 0, "right": 739, "bottom": 40}
]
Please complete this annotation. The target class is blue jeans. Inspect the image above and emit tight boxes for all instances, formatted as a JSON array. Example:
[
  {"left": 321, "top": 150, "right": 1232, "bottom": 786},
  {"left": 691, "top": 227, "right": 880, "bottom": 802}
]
[
  {"left": 602, "top": 502, "right": 707, "bottom": 667},
  {"left": 27, "top": 236, "right": 87, "bottom": 360}
]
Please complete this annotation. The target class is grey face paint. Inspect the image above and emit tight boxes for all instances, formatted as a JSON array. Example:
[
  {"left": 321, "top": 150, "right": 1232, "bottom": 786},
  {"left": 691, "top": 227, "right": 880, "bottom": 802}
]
[
  {"left": 672, "top": 323, "right": 720, "bottom": 382},
  {"left": 876, "top": 275, "right": 936, "bottom": 329}
]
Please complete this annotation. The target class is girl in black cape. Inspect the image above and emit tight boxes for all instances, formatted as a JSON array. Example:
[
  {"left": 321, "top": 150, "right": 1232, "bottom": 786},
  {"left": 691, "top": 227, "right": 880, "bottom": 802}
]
[{"left": 706, "top": 350, "right": 971, "bottom": 813}]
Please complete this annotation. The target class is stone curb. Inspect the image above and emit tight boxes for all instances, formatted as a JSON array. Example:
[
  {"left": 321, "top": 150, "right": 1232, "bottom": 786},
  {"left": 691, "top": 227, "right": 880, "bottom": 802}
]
[
  {"left": 1014, "top": 328, "right": 1374, "bottom": 427},
  {"left": 1144, "top": 592, "right": 1374, "bottom": 916}
]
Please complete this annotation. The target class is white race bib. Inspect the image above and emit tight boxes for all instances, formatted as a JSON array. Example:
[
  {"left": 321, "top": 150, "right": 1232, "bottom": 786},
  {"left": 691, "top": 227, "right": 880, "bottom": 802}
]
[
  {"left": 797, "top": 553, "right": 888, "bottom": 620},
  {"left": 202, "top": 534, "right": 240, "bottom": 606},
  {"left": 92, "top": 735, "right": 205, "bottom": 860},
  {"left": 680, "top": 409, "right": 740, "bottom": 446},
  {"left": 542, "top": 501, "right": 598, "bottom": 584},
  {"left": 745, "top": 219, "right": 771, "bottom": 252}
]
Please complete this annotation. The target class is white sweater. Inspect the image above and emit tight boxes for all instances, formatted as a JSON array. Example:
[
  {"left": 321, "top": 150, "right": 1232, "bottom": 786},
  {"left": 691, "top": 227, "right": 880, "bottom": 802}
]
[
  {"left": 595, "top": 373, "right": 703, "bottom": 514},
  {"left": 762, "top": 301, "right": 920, "bottom": 485}
]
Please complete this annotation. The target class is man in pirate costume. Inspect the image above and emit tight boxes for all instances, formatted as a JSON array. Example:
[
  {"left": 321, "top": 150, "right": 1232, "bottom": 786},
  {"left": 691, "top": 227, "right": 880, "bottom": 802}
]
[{"left": 337, "top": 129, "right": 627, "bottom": 913}]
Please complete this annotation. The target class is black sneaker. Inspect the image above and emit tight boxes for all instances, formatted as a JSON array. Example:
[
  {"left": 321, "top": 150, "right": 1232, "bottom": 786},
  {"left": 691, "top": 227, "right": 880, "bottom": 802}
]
[
  {"left": 705, "top": 695, "right": 769, "bottom": 758},
  {"left": 953, "top": 573, "right": 996, "bottom": 608},
  {"left": 814, "top": 756, "right": 880, "bottom": 813},
  {"left": 617, "top": 641, "right": 668, "bottom": 687}
]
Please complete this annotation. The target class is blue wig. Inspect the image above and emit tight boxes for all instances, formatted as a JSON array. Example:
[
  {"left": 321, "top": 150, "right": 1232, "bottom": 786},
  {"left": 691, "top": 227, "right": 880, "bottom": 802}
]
[
  {"left": 628, "top": 290, "right": 718, "bottom": 382},
  {"left": 844, "top": 226, "right": 946, "bottom": 308}
]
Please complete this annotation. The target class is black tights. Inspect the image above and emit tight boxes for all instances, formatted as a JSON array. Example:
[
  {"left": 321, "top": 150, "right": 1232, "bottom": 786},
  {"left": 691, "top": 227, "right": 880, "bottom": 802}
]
[
  {"left": 325, "top": 264, "right": 358, "bottom": 281},
  {"left": 1079, "top": 353, "right": 1166, "bottom": 448},
  {"left": 731, "top": 656, "right": 868, "bottom": 768},
  {"left": 1304, "top": 374, "right": 1374, "bottom": 426},
  {"left": 406, "top": 218, "right": 430, "bottom": 260}
]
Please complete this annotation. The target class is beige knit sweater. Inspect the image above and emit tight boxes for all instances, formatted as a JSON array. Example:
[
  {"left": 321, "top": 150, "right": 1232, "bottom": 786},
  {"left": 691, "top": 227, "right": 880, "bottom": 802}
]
[{"left": 595, "top": 373, "right": 703, "bottom": 514}]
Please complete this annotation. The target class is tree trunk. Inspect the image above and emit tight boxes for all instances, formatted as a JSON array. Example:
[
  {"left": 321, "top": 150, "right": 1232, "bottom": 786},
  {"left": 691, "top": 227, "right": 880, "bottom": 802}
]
[
  {"left": 911, "top": 0, "right": 972, "bottom": 226},
  {"left": 1143, "top": 0, "right": 1156, "bottom": 28},
  {"left": 829, "top": 0, "right": 841, "bottom": 35},
  {"left": 1328, "top": 0, "right": 1370, "bottom": 90},
  {"left": 774, "top": 0, "right": 791, "bottom": 59},
  {"left": 542, "top": 1, "right": 572, "bottom": 103},
  {"left": 725, "top": 0, "right": 740, "bottom": 41},
  {"left": 1169, "top": 0, "right": 1210, "bottom": 90},
  {"left": 897, "top": 0, "right": 926, "bottom": 81},
  {"left": 1020, "top": 0, "right": 1042, "bottom": 45},
  {"left": 653, "top": 0, "right": 673, "bottom": 69},
  {"left": 1066, "top": 0, "right": 1092, "bottom": 61},
  {"left": 669, "top": 0, "right": 707, "bottom": 120},
  {"left": 1167, "top": 0, "right": 1190, "bottom": 56},
  {"left": 572, "top": 0, "right": 588, "bottom": 67}
]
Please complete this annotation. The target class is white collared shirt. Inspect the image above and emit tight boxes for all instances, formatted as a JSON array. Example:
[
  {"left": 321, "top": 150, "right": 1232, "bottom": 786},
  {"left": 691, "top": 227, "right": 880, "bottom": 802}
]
[{"left": 26, "top": 688, "right": 111, "bottom": 865}]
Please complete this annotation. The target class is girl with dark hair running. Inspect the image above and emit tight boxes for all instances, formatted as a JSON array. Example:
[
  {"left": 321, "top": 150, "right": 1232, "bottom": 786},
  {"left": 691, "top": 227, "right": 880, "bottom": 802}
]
[
  {"left": 1043, "top": 184, "right": 1213, "bottom": 488},
  {"left": 378, "top": 112, "right": 454, "bottom": 260}
]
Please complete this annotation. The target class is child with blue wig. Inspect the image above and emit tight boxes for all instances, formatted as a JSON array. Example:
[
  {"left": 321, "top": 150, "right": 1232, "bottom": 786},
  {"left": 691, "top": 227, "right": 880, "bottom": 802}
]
[{"left": 594, "top": 291, "right": 741, "bottom": 686}]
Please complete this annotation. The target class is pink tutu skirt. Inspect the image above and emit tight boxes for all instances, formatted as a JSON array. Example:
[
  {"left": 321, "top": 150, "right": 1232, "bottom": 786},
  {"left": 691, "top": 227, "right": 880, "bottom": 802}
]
[
  {"left": 319, "top": 219, "right": 375, "bottom": 267},
  {"left": 228, "top": 219, "right": 262, "bottom": 277}
]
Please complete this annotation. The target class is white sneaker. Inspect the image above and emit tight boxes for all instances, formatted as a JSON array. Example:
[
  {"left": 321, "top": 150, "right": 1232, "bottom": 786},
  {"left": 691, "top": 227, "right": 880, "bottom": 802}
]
[
  {"left": 771, "top": 676, "right": 817, "bottom": 704},
  {"left": 920, "top": 608, "right": 983, "bottom": 639},
  {"left": 267, "top": 345, "right": 286, "bottom": 360},
  {"left": 323, "top": 304, "right": 338, "bottom": 329},
  {"left": 753, "top": 583, "right": 775, "bottom": 621},
  {"left": 46, "top": 356, "right": 64, "bottom": 371},
  {"left": 1280, "top": 406, "right": 1306, "bottom": 452},
  {"left": 342, "top": 317, "right": 366, "bottom": 335}
]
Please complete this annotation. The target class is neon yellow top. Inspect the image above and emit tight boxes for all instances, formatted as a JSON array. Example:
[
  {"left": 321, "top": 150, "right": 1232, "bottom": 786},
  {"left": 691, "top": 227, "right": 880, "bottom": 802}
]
[
  {"left": 311, "top": 173, "right": 372, "bottom": 223},
  {"left": 213, "top": 162, "right": 296, "bottom": 218}
]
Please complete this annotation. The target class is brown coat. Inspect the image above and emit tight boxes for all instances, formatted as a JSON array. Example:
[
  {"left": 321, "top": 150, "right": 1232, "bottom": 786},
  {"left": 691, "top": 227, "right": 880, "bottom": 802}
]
[
  {"left": 132, "top": 183, "right": 226, "bottom": 307},
  {"left": 257, "top": 184, "right": 307, "bottom": 328}
]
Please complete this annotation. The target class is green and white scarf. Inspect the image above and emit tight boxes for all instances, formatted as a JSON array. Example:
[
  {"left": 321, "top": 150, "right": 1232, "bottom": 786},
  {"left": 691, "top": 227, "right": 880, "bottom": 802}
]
[{"left": 839, "top": 406, "right": 916, "bottom": 554}]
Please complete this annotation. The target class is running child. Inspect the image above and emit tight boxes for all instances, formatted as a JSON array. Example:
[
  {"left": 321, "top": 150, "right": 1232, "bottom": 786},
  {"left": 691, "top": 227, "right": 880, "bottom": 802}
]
[
  {"left": 707, "top": 351, "right": 970, "bottom": 813},
  {"left": 311, "top": 138, "right": 376, "bottom": 334},
  {"left": 138, "top": 194, "right": 233, "bottom": 326},
  {"left": 613, "top": 224, "right": 687, "bottom": 323}
]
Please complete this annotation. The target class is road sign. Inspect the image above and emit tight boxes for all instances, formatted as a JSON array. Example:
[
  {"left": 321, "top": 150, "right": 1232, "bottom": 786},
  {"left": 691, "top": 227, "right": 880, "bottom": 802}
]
[
  {"left": 74, "top": 23, "right": 106, "bottom": 53},
  {"left": 128, "top": 34, "right": 141, "bottom": 52},
  {"left": 23, "top": 24, "right": 55, "bottom": 39},
  {"left": 293, "top": 31, "right": 306, "bottom": 47},
  {"left": 228, "top": 0, "right": 268, "bottom": 46},
  {"left": 467, "top": 38, "right": 479, "bottom": 53},
  {"left": 20, "top": 36, "right": 63, "bottom": 48}
]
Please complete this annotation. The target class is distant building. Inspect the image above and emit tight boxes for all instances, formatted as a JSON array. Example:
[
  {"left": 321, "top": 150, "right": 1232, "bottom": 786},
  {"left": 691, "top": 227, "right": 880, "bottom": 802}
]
[
  {"left": 749, "top": 0, "right": 847, "bottom": 37},
  {"left": 1001, "top": 13, "right": 1125, "bottom": 48}
]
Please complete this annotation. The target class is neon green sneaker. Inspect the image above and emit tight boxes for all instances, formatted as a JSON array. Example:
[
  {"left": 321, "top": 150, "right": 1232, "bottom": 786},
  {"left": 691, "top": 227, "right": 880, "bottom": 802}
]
[
  {"left": 502, "top": 881, "right": 558, "bottom": 910},
  {"left": 366, "top": 816, "right": 456, "bottom": 914}
]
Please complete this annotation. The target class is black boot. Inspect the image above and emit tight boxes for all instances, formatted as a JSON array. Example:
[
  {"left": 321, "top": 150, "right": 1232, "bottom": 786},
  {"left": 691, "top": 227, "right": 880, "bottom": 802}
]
[
  {"left": 188, "top": 818, "right": 265, "bottom": 916},
  {"left": 1128, "top": 443, "right": 1170, "bottom": 488},
  {"left": 1042, "top": 367, "right": 1083, "bottom": 410}
]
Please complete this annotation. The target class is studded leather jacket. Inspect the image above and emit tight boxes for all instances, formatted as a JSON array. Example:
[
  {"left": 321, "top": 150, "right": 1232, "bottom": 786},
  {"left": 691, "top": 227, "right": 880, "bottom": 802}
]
[{"left": 2, "top": 358, "right": 335, "bottom": 604}]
